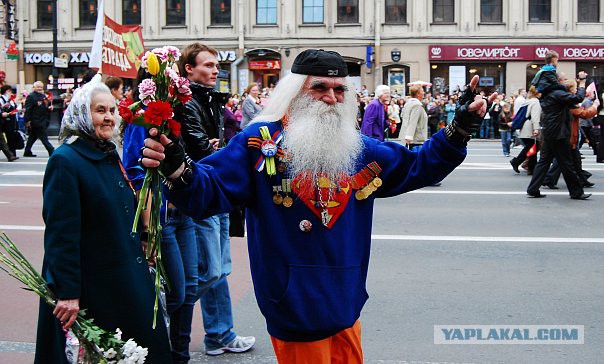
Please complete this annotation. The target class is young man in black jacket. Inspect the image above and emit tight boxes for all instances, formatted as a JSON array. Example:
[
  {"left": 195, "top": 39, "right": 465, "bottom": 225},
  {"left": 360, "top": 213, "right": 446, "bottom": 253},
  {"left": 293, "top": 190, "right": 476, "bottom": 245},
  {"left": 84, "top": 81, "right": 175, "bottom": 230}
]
[
  {"left": 175, "top": 42, "right": 255, "bottom": 359},
  {"left": 526, "top": 71, "right": 590, "bottom": 200},
  {"left": 23, "top": 81, "right": 55, "bottom": 157}
]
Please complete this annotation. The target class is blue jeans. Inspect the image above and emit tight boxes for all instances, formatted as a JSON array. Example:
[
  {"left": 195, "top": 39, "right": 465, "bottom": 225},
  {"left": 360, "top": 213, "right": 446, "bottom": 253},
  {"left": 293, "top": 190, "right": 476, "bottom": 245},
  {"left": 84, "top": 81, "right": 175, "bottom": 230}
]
[
  {"left": 162, "top": 212, "right": 197, "bottom": 362},
  {"left": 500, "top": 130, "right": 511, "bottom": 156},
  {"left": 194, "top": 213, "right": 236, "bottom": 351},
  {"left": 480, "top": 118, "right": 491, "bottom": 139}
]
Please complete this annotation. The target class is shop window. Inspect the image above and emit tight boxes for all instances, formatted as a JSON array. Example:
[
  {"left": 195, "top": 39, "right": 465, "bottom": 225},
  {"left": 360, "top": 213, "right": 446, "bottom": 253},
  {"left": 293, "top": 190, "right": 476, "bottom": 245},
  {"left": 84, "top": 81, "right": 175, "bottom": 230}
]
[
  {"left": 257, "top": 0, "right": 277, "bottom": 25},
  {"left": 433, "top": 0, "right": 454, "bottom": 23},
  {"left": 385, "top": 0, "right": 407, "bottom": 24},
  {"left": 578, "top": 0, "right": 599, "bottom": 23},
  {"left": 529, "top": 0, "right": 551, "bottom": 22},
  {"left": 123, "top": 0, "right": 141, "bottom": 25},
  {"left": 79, "top": 1, "right": 97, "bottom": 28},
  {"left": 383, "top": 65, "right": 410, "bottom": 96},
  {"left": 337, "top": 0, "right": 358, "bottom": 24},
  {"left": 480, "top": 0, "right": 502, "bottom": 23},
  {"left": 166, "top": 0, "right": 186, "bottom": 25},
  {"left": 430, "top": 63, "right": 505, "bottom": 95},
  {"left": 37, "top": 0, "right": 53, "bottom": 29},
  {"left": 303, "top": 0, "right": 324, "bottom": 24},
  {"left": 211, "top": 0, "right": 232, "bottom": 25}
]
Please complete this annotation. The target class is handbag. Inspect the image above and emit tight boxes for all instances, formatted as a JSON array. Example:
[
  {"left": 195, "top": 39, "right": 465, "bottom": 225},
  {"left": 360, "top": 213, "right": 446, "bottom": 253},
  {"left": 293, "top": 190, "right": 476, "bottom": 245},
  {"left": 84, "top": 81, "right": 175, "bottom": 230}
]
[{"left": 10, "top": 130, "right": 25, "bottom": 150}]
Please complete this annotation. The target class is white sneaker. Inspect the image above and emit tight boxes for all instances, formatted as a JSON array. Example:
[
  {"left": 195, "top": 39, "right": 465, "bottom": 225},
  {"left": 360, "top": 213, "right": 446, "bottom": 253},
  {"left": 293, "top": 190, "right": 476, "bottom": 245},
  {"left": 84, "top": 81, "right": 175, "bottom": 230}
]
[{"left": 206, "top": 335, "right": 256, "bottom": 356}]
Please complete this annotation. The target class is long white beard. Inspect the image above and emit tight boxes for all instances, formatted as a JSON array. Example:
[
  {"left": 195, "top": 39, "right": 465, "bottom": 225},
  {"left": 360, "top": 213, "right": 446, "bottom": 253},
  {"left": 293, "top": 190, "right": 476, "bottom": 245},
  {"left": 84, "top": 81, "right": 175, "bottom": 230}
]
[{"left": 282, "top": 94, "right": 362, "bottom": 194}]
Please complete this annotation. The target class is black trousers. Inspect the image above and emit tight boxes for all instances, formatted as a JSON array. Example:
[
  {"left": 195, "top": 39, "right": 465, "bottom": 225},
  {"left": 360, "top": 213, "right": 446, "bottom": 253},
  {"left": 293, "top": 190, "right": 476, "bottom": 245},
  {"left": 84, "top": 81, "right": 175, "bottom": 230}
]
[
  {"left": 527, "top": 138, "right": 584, "bottom": 198},
  {"left": 24, "top": 125, "right": 54, "bottom": 156},
  {"left": 544, "top": 147, "right": 590, "bottom": 186},
  {"left": 511, "top": 138, "right": 538, "bottom": 172}
]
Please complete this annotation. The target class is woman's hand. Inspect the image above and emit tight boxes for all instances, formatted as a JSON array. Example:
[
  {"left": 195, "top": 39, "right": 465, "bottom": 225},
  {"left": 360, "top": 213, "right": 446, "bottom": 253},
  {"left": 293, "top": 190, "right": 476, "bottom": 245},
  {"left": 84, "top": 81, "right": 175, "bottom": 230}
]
[{"left": 53, "top": 298, "right": 80, "bottom": 330}]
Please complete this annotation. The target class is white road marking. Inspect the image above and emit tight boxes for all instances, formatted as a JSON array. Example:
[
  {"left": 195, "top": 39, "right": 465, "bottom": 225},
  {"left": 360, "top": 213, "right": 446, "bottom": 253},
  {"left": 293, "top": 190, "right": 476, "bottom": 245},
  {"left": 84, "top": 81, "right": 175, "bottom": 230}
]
[
  {"left": 0, "top": 225, "right": 45, "bottom": 231},
  {"left": 0, "top": 184, "right": 42, "bottom": 187},
  {"left": 0, "top": 225, "right": 601, "bottom": 244},
  {"left": 0, "top": 171, "right": 44, "bottom": 176},
  {"left": 371, "top": 235, "right": 604, "bottom": 243}
]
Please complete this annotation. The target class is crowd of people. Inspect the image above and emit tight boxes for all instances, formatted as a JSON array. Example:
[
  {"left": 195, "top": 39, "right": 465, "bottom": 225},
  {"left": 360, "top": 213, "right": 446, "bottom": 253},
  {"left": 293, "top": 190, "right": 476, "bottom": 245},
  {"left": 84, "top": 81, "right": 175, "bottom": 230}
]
[{"left": 1, "top": 44, "right": 598, "bottom": 364}]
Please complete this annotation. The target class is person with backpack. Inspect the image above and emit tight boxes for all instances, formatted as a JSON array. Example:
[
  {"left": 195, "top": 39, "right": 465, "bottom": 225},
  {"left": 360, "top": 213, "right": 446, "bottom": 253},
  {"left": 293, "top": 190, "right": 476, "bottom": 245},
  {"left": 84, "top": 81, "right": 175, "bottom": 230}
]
[{"left": 510, "top": 86, "right": 541, "bottom": 174}]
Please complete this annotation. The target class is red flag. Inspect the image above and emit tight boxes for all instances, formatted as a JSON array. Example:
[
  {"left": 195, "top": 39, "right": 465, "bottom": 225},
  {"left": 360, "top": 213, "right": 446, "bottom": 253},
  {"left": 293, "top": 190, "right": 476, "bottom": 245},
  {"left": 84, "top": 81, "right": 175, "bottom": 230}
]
[{"left": 526, "top": 143, "right": 537, "bottom": 157}]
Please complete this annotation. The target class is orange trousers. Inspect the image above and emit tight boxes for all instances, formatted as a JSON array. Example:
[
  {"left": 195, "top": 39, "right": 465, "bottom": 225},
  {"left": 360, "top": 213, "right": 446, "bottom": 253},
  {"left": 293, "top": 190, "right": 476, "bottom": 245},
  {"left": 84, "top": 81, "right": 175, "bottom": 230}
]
[{"left": 270, "top": 320, "right": 363, "bottom": 364}]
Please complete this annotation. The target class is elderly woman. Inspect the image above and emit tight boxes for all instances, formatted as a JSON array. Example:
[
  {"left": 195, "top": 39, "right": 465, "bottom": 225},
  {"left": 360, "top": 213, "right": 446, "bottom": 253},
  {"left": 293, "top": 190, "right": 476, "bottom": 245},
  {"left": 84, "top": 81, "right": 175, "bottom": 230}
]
[
  {"left": 240, "top": 82, "right": 263, "bottom": 128},
  {"left": 35, "top": 75, "right": 172, "bottom": 363}
]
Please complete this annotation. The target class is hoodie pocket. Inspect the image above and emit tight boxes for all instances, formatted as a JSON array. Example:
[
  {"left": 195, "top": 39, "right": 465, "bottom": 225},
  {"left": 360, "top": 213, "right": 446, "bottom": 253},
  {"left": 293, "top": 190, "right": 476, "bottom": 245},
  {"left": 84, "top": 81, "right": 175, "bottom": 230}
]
[{"left": 267, "top": 264, "right": 368, "bottom": 335}]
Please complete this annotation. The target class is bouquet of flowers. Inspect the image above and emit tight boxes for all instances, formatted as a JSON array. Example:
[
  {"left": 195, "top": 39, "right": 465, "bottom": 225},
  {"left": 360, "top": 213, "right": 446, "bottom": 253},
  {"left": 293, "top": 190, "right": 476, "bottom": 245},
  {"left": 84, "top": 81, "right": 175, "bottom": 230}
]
[
  {"left": 118, "top": 46, "right": 192, "bottom": 328},
  {"left": 0, "top": 232, "right": 148, "bottom": 363}
]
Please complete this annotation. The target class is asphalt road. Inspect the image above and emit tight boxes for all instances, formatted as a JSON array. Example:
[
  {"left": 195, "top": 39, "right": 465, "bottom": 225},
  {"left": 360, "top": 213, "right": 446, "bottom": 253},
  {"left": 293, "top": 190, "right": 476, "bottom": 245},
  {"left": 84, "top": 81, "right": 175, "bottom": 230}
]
[{"left": 0, "top": 137, "right": 602, "bottom": 364}]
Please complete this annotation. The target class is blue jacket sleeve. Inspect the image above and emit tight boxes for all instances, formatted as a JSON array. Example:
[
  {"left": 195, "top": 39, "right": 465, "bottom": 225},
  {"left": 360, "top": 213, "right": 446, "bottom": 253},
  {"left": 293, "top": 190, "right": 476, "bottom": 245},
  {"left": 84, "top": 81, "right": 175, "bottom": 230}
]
[
  {"left": 374, "top": 129, "right": 466, "bottom": 197},
  {"left": 165, "top": 130, "right": 254, "bottom": 220},
  {"left": 122, "top": 124, "right": 147, "bottom": 191}
]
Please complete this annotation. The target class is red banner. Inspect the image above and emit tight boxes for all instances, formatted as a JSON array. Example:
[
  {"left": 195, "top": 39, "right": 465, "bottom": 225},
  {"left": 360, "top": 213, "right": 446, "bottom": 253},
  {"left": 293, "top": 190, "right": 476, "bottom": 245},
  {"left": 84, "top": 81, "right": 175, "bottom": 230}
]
[
  {"left": 249, "top": 60, "right": 281, "bottom": 70},
  {"left": 101, "top": 16, "right": 144, "bottom": 79},
  {"left": 429, "top": 45, "right": 604, "bottom": 61}
]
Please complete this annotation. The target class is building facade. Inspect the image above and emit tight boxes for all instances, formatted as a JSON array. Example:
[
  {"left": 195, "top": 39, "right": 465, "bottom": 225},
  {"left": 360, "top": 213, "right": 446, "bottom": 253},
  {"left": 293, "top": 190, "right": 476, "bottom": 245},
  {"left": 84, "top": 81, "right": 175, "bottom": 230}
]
[{"left": 13, "top": 0, "right": 604, "bottom": 96}]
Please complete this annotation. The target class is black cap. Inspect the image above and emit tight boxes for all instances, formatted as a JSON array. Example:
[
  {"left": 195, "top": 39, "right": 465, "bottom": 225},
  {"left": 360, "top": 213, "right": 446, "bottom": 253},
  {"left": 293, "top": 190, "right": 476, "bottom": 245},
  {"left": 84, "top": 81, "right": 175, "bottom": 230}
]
[{"left": 291, "top": 49, "right": 348, "bottom": 77}]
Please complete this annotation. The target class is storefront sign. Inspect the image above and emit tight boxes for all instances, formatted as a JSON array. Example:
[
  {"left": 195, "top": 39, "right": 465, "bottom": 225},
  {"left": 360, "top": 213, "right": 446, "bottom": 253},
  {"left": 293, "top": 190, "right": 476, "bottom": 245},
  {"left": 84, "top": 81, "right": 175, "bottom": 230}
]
[
  {"left": 217, "top": 51, "right": 237, "bottom": 62},
  {"left": 25, "top": 52, "right": 91, "bottom": 64},
  {"left": 249, "top": 60, "right": 281, "bottom": 70},
  {"left": 430, "top": 45, "right": 604, "bottom": 61},
  {"left": 100, "top": 15, "right": 145, "bottom": 79},
  {"left": 5, "top": 0, "right": 16, "bottom": 40}
]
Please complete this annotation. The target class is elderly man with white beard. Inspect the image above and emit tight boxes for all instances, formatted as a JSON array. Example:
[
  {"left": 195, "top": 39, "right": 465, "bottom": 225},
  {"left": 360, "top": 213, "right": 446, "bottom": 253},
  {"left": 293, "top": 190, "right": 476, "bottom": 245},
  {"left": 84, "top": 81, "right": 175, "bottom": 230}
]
[{"left": 140, "top": 49, "right": 495, "bottom": 363}]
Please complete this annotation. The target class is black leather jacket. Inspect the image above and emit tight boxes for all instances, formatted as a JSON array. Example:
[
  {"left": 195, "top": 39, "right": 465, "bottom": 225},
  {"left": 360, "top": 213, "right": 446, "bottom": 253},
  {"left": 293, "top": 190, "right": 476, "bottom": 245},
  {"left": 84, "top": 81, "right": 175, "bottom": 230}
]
[
  {"left": 177, "top": 82, "right": 229, "bottom": 162},
  {"left": 540, "top": 87, "right": 585, "bottom": 140}
]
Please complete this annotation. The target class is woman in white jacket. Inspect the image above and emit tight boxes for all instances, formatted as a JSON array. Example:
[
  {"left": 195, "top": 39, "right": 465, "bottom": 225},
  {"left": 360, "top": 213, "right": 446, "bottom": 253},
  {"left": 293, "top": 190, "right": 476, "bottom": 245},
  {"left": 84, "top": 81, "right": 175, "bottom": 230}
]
[{"left": 510, "top": 86, "right": 542, "bottom": 175}]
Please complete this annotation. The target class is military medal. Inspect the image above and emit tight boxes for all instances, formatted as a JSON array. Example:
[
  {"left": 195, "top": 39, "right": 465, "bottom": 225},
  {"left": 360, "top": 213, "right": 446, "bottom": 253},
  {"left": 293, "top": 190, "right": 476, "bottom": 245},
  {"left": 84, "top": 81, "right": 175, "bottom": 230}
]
[
  {"left": 321, "top": 210, "right": 331, "bottom": 226},
  {"left": 282, "top": 179, "right": 293, "bottom": 207},
  {"left": 272, "top": 186, "right": 283, "bottom": 205}
]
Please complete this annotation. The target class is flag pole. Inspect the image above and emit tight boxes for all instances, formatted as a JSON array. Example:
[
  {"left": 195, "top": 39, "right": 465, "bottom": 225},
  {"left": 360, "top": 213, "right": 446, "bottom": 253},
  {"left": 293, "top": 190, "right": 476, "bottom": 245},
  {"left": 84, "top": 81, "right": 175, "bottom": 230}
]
[{"left": 89, "top": 0, "right": 105, "bottom": 73}]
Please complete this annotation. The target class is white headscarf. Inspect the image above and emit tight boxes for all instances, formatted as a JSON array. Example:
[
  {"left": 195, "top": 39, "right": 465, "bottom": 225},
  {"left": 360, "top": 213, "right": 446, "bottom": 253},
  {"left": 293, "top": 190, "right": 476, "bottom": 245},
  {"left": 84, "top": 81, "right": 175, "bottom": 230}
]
[{"left": 59, "top": 73, "right": 120, "bottom": 142}]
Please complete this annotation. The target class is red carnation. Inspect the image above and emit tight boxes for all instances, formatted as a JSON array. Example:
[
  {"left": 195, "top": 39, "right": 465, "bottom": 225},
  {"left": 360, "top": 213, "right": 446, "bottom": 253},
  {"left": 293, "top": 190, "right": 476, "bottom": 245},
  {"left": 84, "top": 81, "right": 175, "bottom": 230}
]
[
  {"left": 167, "top": 119, "right": 181, "bottom": 137},
  {"left": 118, "top": 98, "right": 135, "bottom": 124},
  {"left": 176, "top": 92, "right": 192, "bottom": 104},
  {"left": 144, "top": 100, "right": 173, "bottom": 126}
]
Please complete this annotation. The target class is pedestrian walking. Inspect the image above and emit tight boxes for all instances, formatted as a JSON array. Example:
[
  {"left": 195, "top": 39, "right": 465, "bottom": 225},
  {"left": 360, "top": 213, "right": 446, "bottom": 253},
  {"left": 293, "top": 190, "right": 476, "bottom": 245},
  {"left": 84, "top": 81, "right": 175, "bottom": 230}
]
[{"left": 23, "top": 81, "right": 55, "bottom": 157}]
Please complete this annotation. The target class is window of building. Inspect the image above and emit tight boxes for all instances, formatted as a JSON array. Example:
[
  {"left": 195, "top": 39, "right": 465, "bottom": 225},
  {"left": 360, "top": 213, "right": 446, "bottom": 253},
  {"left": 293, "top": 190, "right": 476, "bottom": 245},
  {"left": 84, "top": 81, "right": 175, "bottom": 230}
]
[
  {"left": 385, "top": 0, "right": 407, "bottom": 24},
  {"left": 37, "top": 0, "right": 53, "bottom": 29},
  {"left": 211, "top": 0, "right": 232, "bottom": 25},
  {"left": 578, "top": 0, "right": 599, "bottom": 22},
  {"left": 257, "top": 0, "right": 277, "bottom": 25},
  {"left": 337, "top": 0, "right": 358, "bottom": 24},
  {"left": 166, "top": 0, "right": 185, "bottom": 25},
  {"left": 123, "top": 0, "right": 141, "bottom": 25},
  {"left": 433, "top": 0, "right": 454, "bottom": 23},
  {"left": 529, "top": 0, "right": 551, "bottom": 22},
  {"left": 79, "top": 1, "right": 97, "bottom": 27},
  {"left": 480, "top": 0, "right": 502, "bottom": 23},
  {"left": 303, "top": 0, "right": 324, "bottom": 23}
]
